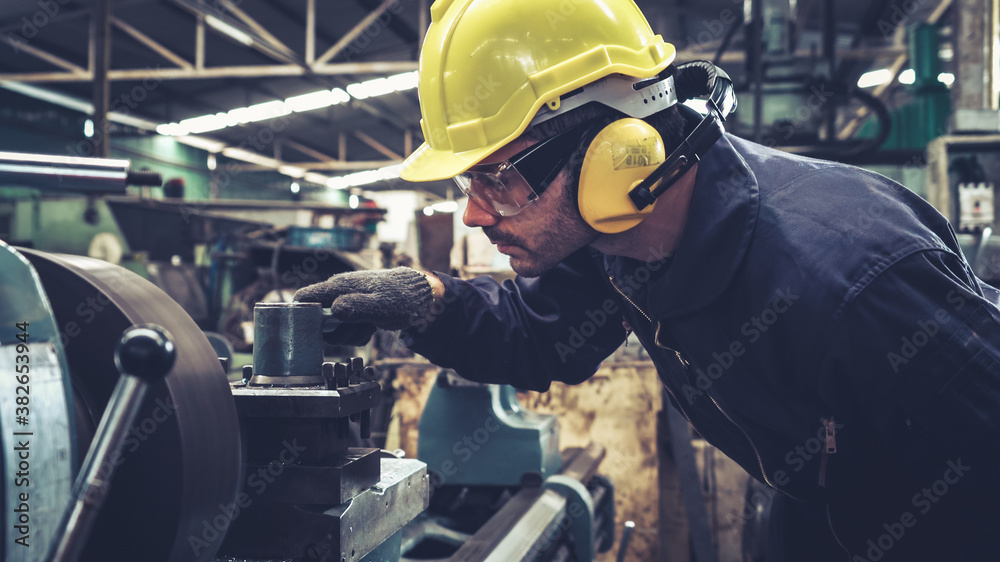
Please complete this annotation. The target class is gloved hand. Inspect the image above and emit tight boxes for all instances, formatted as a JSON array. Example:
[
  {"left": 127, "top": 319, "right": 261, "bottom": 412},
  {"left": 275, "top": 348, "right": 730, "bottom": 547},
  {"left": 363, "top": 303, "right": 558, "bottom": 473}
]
[{"left": 294, "top": 267, "right": 434, "bottom": 331}]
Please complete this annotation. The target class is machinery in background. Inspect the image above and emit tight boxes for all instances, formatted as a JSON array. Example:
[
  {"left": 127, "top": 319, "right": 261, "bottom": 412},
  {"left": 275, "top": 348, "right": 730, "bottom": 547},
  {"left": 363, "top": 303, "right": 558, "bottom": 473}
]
[
  {"left": 0, "top": 153, "right": 426, "bottom": 561},
  {"left": 926, "top": 135, "right": 1000, "bottom": 285},
  {"left": 0, "top": 150, "right": 387, "bottom": 371},
  {"left": 0, "top": 242, "right": 429, "bottom": 561},
  {"left": 399, "top": 372, "right": 617, "bottom": 561}
]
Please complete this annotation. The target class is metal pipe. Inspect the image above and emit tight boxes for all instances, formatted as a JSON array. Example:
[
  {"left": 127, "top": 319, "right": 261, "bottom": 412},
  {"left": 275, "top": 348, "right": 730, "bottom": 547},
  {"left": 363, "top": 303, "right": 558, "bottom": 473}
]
[
  {"left": 616, "top": 521, "right": 636, "bottom": 562},
  {"left": 751, "top": 0, "right": 764, "bottom": 142},
  {"left": 0, "top": 61, "right": 418, "bottom": 81},
  {"left": 0, "top": 151, "right": 161, "bottom": 193},
  {"left": 823, "top": 0, "right": 837, "bottom": 142},
  {"left": 91, "top": 0, "right": 112, "bottom": 157}
]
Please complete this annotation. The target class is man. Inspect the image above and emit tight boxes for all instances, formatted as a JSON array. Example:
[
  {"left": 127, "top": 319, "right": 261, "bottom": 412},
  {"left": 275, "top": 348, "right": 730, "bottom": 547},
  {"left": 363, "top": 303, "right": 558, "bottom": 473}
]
[{"left": 295, "top": 0, "right": 1000, "bottom": 559}]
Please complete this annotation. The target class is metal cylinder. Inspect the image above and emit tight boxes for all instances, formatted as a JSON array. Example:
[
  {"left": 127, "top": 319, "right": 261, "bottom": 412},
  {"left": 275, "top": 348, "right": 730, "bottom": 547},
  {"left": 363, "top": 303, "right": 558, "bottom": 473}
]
[
  {"left": 252, "top": 302, "right": 324, "bottom": 383},
  {"left": 0, "top": 151, "right": 161, "bottom": 193}
]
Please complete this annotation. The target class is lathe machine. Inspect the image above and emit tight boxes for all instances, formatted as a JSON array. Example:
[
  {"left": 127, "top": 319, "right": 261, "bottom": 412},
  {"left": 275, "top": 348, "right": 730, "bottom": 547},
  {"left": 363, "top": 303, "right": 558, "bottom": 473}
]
[{"left": 0, "top": 151, "right": 617, "bottom": 562}]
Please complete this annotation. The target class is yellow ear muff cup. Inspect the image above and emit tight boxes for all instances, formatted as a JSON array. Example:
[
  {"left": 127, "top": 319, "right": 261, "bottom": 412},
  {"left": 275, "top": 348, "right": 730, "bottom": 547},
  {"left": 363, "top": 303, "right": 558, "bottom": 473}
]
[{"left": 578, "top": 118, "right": 666, "bottom": 234}]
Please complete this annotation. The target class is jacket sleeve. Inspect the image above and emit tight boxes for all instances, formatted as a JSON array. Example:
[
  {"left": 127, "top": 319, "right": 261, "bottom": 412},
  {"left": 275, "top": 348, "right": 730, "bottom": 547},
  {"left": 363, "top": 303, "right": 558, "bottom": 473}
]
[
  {"left": 401, "top": 248, "right": 626, "bottom": 391},
  {"left": 830, "top": 247, "right": 1000, "bottom": 494}
]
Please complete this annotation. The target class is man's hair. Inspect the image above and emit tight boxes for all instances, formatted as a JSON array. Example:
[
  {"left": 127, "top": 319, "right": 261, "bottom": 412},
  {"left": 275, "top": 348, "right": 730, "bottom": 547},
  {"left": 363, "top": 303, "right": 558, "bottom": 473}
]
[{"left": 524, "top": 102, "right": 687, "bottom": 200}]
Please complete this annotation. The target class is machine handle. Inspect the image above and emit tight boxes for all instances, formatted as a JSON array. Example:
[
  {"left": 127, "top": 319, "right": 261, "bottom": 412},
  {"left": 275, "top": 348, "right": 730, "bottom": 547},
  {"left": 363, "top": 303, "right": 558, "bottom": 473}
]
[
  {"left": 616, "top": 520, "right": 636, "bottom": 562},
  {"left": 45, "top": 325, "right": 175, "bottom": 562}
]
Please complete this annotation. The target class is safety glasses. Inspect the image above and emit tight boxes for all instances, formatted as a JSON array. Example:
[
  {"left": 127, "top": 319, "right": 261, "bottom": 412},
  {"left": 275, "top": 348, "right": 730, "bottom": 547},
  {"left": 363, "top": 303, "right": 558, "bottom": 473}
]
[{"left": 454, "top": 122, "right": 593, "bottom": 217}]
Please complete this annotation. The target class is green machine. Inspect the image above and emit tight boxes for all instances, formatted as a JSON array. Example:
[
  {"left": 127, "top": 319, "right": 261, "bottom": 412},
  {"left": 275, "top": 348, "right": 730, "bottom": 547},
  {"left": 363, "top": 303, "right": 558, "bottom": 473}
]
[
  {"left": 858, "top": 23, "right": 951, "bottom": 150},
  {"left": 401, "top": 372, "right": 618, "bottom": 562},
  {"left": 418, "top": 372, "right": 562, "bottom": 487}
]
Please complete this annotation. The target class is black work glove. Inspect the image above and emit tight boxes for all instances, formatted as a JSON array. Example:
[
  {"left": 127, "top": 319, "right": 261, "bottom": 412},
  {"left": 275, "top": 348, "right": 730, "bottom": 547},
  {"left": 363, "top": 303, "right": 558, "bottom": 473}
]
[{"left": 293, "top": 267, "right": 434, "bottom": 331}]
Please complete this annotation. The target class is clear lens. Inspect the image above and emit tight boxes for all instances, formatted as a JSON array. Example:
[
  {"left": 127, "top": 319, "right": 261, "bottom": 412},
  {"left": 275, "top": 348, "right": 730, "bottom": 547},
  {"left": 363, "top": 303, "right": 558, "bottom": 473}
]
[{"left": 454, "top": 164, "right": 539, "bottom": 216}]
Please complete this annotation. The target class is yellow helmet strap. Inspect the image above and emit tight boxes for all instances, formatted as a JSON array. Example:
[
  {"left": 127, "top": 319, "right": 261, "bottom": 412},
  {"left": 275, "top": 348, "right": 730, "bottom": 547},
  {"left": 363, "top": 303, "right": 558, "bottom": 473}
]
[{"left": 576, "top": 61, "right": 738, "bottom": 233}]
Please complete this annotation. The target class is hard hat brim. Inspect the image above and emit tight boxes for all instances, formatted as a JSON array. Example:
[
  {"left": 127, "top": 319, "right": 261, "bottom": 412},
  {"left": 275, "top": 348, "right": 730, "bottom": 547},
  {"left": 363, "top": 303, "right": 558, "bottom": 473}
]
[{"left": 399, "top": 141, "right": 496, "bottom": 182}]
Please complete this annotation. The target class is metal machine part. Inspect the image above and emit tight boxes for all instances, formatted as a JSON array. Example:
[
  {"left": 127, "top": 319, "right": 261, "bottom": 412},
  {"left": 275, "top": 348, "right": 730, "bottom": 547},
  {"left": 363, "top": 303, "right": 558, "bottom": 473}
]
[
  {"left": 251, "top": 302, "right": 325, "bottom": 386},
  {"left": 0, "top": 242, "right": 242, "bottom": 562},
  {"left": 46, "top": 325, "right": 177, "bottom": 562},
  {"left": 0, "top": 241, "right": 76, "bottom": 562},
  {"left": 417, "top": 371, "right": 562, "bottom": 487},
  {"left": 0, "top": 151, "right": 162, "bottom": 193},
  {"left": 401, "top": 372, "right": 615, "bottom": 562},
  {"left": 219, "top": 302, "right": 429, "bottom": 562}
]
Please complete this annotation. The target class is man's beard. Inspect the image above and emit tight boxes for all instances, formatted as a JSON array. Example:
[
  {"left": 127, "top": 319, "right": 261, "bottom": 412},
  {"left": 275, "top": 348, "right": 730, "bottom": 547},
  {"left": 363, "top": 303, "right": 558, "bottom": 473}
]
[{"left": 483, "top": 197, "right": 598, "bottom": 278}]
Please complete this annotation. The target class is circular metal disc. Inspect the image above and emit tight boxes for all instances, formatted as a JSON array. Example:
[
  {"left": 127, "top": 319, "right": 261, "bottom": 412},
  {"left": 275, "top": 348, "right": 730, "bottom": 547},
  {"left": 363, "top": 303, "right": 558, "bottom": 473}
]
[{"left": 22, "top": 250, "right": 242, "bottom": 562}]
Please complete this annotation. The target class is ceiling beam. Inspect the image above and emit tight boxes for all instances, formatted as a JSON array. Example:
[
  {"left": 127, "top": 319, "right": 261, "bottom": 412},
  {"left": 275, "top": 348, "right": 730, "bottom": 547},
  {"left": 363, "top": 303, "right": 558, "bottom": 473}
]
[
  {"left": 216, "top": 0, "right": 298, "bottom": 59},
  {"left": 282, "top": 138, "right": 337, "bottom": 162},
  {"left": 112, "top": 17, "right": 193, "bottom": 69},
  {"left": 353, "top": 130, "right": 402, "bottom": 160},
  {"left": 0, "top": 61, "right": 417, "bottom": 81},
  {"left": 228, "top": 159, "right": 401, "bottom": 172},
  {"left": 314, "top": 0, "right": 397, "bottom": 65},
  {"left": 10, "top": 41, "right": 86, "bottom": 73},
  {"left": 167, "top": 0, "right": 303, "bottom": 66}
]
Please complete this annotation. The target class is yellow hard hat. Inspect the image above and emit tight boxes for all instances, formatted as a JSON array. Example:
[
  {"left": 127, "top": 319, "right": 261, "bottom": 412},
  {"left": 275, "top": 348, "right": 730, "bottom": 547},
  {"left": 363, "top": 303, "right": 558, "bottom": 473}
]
[{"left": 400, "top": 0, "right": 676, "bottom": 182}]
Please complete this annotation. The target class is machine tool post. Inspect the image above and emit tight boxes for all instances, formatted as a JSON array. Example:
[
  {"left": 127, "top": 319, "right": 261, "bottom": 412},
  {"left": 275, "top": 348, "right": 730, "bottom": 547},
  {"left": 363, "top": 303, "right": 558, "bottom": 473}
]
[{"left": 45, "top": 325, "right": 176, "bottom": 562}]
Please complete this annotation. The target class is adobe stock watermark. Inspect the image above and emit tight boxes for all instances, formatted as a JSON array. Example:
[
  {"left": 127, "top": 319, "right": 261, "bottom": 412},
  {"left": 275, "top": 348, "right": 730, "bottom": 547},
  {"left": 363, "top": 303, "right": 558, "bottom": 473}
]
[
  {"left": 681, "top": 287, "right": 800, "bottom": 404},
  {"left": 885, "top": 289, "right": 968, "bottom": 373},
  {"left": 177, "top": 113, "right": 296, "bottom": 223},
  {"left": 727, "top": 417, "right": 843, "bottom": 527},
  {"left": 759, "top": 83, "right": 836, "bottom": 149},
  {"left": 341, "top": 0, "right": 407, "bottom": 61},
  {"left": 427, "top": 414, "right": 504, "bottom": 492},
  {"left": 555, "top": 244, "right": 673, "bottom": 363},
  {"left": 851, "top": 458, "right": 971, "bottom": 562},
  {"left": 444, "top": 74, "right": 502, "bottom": 126},
  {"left": 187, "top": 438, "right": 306, "bottom": 556},
  {"left": 5, "top": 0, "right": 71, "bottom": 53},
  {"left": 66, "top": 67, "right": 164, "bottom": 158},
  {"left": 877, "top": 0, "right": 930, "bottom": 38},
  {"left": 77, "top": 395, "right": 178, "bottom": 505}
]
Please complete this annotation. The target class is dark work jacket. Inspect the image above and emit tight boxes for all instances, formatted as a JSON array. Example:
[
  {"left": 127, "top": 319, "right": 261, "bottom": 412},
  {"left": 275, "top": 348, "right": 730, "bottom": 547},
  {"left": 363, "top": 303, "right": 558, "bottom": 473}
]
[{"left": 406, "top": 133, "right": 1000, "bottom": 561}]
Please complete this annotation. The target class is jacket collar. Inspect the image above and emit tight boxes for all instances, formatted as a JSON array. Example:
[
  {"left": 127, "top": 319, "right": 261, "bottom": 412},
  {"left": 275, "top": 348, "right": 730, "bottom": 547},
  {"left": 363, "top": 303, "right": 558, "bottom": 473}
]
[{"left": 606, "top": 132, "right": 759, "bottom": 320}]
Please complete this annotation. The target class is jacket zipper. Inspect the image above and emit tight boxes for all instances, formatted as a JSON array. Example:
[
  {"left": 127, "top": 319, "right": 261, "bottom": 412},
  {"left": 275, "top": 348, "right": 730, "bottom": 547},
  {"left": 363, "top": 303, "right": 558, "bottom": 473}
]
[
  {"left": 818, "top": 417, "right": 837, "bottom": 487},
  {"left": 609, "top": 276, "right": 688, "bottom": 416},
  {"left": 609, "top": 275, "right": 801, "bottom": 500}
]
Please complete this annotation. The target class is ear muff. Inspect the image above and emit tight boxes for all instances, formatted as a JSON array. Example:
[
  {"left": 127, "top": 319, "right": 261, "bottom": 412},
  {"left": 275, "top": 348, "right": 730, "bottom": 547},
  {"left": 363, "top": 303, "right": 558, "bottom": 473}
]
[
  {"left": 576, "top": 61, "right": 736, "bottom": 232},
  {"left": 578, "top": 118, "right": 666, "bottom": 233}
]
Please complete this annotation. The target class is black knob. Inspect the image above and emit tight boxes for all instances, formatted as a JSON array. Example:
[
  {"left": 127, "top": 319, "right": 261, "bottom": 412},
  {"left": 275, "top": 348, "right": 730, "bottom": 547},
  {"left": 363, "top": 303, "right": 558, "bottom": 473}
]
[{"left": 114, "top": 324, "right": 176, "bottom": 382}]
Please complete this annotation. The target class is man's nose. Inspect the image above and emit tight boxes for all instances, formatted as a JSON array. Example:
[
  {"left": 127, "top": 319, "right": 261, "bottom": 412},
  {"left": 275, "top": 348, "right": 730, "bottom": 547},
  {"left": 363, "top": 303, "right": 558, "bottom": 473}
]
[{"left": 462, "top": 197, "right": 500, "bottom": 228}]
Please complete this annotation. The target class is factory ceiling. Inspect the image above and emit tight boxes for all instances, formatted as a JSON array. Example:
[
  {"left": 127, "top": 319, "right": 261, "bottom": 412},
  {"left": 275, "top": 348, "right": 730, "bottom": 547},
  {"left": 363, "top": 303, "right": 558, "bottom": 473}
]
[{"left": 0, "top": 0, "right": 951, "bottom": 199}]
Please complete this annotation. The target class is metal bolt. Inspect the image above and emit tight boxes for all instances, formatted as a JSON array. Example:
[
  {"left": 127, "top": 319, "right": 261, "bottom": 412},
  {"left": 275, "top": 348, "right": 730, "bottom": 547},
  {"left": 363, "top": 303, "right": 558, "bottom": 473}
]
[
  {"left": 334, "top": 362, "right": 348, "bottom": 388},
  {"left": 322, "top": 362, "right": 336, "bottom": 390},
  {"left": 242, "top": 364, "right": 252, "bottom": 383},
  {"left": 349, "top": 356, "right": 364, "bottom": 385}
]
